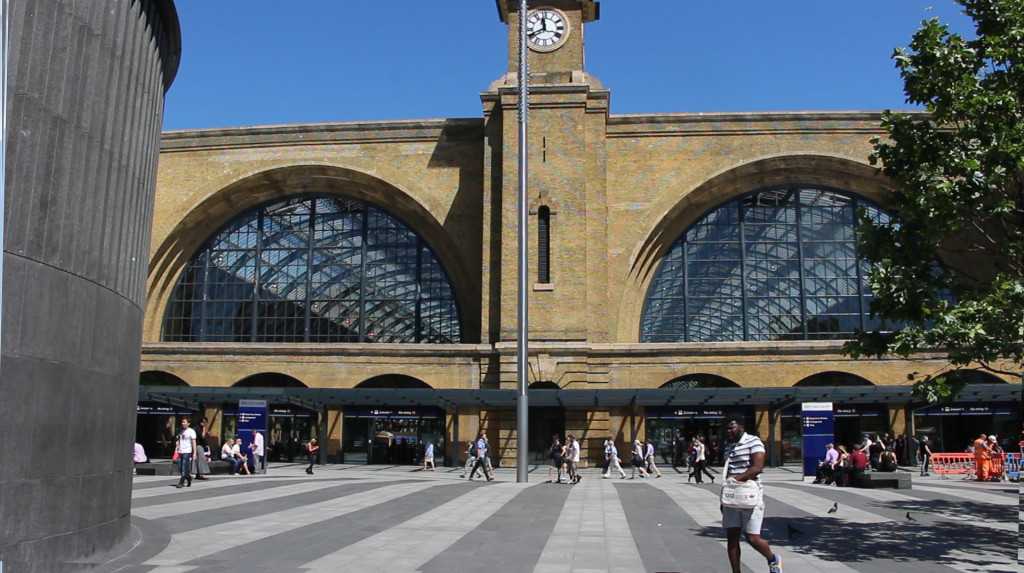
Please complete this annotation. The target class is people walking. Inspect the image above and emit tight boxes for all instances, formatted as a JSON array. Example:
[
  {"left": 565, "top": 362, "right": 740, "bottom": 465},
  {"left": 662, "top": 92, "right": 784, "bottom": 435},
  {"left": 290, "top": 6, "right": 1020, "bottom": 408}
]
[
  {"left": 645, "top": 439, "right": 663, "bottom": 478},
  {"left": 630, "top": 440, "right": 649, "bottom": 479},
  {"left": 720, "top": 415, "right": 781, "bottom": 573},
  {"left": 566, "top": 435, "right": 581, "bottom": 484},
  {"left": 305, "top": 438, "right": 319, "bottom": 474},
  {"left": 548, "top": 435, "right": 563, "bottom": 482},
  {"left": 692, "top": 436, "right": 707, "bottom": 483},
  {"left": 175, "top": 417, "right": 197, "bottom": 488},
  {"left": 422, "top": 440, "right": 435, "bottom": 471},
  {"left": 459, "top": 439, "right": 477, "bottom": 478},
  {"left": 469, "top": 432, "right": 493, "bottom": 481},
  {"left": 603, "top": 438, "right": 627, "bottom": 479}
]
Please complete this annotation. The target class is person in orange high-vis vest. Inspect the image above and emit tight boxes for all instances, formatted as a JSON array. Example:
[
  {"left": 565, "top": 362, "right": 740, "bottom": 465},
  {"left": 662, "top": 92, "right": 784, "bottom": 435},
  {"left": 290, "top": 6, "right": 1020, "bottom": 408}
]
[{"left": 973, "top": 434, "right": 992, "bottom": 481}]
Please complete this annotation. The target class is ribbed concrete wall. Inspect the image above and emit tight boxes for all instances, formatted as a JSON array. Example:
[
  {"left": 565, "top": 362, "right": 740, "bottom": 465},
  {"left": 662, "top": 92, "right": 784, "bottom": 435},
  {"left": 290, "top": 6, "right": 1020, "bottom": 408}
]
[{"left": 0, "top": 0, "right": 179, "bottom": 568}]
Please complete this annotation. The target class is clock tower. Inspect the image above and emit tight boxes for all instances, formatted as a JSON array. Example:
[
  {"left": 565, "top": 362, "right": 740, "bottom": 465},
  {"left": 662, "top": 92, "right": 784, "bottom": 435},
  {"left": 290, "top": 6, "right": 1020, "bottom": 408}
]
[
  {"left": 495, "top": 0, "right": 599, "bottom": 82},
  {"left": 481, "top": 0, "right": 612, "bottom": 378}
]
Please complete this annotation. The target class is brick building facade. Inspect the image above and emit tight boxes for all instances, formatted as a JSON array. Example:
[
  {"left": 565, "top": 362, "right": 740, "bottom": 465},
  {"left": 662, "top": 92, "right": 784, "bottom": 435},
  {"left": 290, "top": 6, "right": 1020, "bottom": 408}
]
[{"left": 138, "top": 1, "right": 1019, "bottom": 469}]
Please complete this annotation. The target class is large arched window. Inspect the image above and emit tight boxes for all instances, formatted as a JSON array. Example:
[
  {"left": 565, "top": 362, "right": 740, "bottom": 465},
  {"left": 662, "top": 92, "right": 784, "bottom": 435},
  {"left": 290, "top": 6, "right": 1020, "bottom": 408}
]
[
  {"left": 641, "top": 187, "right": 890, "bottom": 342},
  {"left": 163, "top": 194, "right": 461, "bottom": 343}
]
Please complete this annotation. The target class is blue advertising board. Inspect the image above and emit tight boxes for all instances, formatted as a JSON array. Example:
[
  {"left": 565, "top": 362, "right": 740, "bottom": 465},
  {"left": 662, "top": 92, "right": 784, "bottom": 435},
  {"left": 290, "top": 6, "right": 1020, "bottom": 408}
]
[
  {"left": 802, "top": 402, "right": 834, "bottom": 480},
  {"left": 237, "top": 399, "right": 268, "bottom": 473}
]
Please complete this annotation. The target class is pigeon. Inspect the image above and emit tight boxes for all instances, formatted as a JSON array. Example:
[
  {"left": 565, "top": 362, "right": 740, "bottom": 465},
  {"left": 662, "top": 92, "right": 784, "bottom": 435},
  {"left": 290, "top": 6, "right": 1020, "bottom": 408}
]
[
  {"left": 906, "top": 511, "right": 916, "bottom": 523},
  {"left": 827, "top": 502, "right": 838, "bottom": 514},
  {"left": 786, "top": 523, "right": 804, "bottom": 540}
]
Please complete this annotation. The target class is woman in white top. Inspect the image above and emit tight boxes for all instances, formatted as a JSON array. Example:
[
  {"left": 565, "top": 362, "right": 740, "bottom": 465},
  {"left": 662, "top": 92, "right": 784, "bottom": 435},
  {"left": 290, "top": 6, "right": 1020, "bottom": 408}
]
[
  {"left": 221, "top": 438, "right": 240, "bottom": 474},
  {"left": 630, "top": 440, "right": 649, "bottom": 479},
  {"left": 693, "top": 436, "right": 707, "bottom": 483}
]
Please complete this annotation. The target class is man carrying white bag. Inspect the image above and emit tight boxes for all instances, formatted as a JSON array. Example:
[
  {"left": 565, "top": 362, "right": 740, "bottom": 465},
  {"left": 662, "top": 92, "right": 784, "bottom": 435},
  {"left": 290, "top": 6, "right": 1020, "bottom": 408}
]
[{"left": 720, "top": 415, "right": 782, "bottom": 573}]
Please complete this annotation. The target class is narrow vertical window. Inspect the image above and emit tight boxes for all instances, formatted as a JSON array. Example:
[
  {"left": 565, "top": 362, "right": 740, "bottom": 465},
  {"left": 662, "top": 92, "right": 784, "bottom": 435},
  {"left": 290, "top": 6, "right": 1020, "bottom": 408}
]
[{"left": 538, "top": 206, "right": 551, "bottom": 283}]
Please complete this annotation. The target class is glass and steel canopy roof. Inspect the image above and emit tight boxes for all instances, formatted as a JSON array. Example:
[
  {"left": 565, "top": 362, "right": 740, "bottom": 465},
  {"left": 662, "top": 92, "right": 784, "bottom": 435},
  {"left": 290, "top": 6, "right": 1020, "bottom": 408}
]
[{"left": 139, "top": 384, "right": 1020, "bottom": 412}]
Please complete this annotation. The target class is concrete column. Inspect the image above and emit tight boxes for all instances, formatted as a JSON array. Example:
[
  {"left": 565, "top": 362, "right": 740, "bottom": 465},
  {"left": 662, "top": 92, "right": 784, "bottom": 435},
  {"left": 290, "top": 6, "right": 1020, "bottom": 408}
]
[{"left": 0, "top": 1, "right": 179, "bottom": 567}]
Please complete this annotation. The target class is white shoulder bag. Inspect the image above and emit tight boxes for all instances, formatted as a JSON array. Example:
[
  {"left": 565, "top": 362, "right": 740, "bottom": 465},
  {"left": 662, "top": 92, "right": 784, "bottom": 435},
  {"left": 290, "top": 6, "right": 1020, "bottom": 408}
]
[{"left": 720, "top": 452, "right": 762, "bottom": 509}]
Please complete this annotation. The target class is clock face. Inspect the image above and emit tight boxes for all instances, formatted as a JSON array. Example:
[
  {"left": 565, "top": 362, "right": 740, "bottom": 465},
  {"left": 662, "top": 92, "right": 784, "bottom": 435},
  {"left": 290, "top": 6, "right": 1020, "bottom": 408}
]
[{"left": 526, "top": 8, "right": 569, "bottom": 52}]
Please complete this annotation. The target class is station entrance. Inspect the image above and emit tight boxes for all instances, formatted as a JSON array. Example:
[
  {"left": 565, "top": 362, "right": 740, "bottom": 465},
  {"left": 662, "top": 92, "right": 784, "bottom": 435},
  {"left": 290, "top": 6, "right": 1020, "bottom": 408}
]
[
  {"left": 527, "top": 405, "right": 565, "bottom": 465},
  {"left": 341, "top": 406, "right": 446, "bottom": 465},
  {"left": 646, "top": 407, "right": 754, "bottom": 467}
]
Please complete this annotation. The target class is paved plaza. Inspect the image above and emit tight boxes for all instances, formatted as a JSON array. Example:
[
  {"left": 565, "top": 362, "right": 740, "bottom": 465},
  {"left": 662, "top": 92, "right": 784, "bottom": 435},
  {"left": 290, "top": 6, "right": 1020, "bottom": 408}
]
[{"left": 75, "top": 464, "right": 1020, "bottom": 573}]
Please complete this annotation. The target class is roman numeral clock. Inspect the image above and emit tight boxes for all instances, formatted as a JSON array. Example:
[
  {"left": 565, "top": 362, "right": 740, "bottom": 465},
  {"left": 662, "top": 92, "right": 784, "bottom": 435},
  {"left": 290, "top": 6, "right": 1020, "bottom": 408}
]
[{"left": 525, "top": 7, "right": 570, "bottom": 52}]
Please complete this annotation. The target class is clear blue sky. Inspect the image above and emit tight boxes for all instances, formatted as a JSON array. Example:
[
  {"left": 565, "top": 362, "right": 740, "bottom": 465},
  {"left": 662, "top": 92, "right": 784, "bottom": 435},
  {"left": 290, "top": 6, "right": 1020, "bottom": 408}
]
[{"left": 162, "top": 1, "right": 974, "bottom": 131}]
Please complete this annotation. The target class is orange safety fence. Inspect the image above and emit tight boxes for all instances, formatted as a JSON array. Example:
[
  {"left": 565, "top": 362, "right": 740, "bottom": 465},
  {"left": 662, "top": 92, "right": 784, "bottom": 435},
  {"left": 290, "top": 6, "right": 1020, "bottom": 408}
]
[
  {"left": 930, "top": 453, "right": 975, "bottom": 475},
  {"left": 931, "top": 452, "right": 1018, "bottom": 480}
]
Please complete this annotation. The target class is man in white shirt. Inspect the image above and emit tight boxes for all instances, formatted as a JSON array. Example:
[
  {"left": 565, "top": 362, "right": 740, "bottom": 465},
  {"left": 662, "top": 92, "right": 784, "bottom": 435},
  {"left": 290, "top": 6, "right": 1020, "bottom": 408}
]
[
  {"left": 721, "top": 416, "right": 781, "bottom": 573},
  {"left": 249, "top": 430, "right": 265, "bottom": 473},
  {"left": 567, "top": 435, "right": 581, "bottom": 484},
  {"left": 602, "top": 438, "right": 626, "bottom": 479},
  {"left": 231, "top": 437, "right": 252, "bottom": 475},
  {"left": 175, "top": 418, "right": 197, "bottom": 488}
]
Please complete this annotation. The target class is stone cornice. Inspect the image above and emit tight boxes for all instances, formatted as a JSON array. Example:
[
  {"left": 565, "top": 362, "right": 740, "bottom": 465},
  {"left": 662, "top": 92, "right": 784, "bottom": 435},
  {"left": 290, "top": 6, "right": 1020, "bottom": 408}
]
[
  {"left": 161, "top": 118, "right": 485, "bottom": 152},
  {"left": 606, "top": 110, "right": 928, "bottom": 138}
]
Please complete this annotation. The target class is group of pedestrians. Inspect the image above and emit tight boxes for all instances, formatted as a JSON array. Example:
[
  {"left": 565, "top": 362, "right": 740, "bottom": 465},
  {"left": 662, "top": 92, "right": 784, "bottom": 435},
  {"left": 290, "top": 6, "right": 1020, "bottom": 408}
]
[
  {"left": 173, "top": 416, "right": 279, "bottom": 486},
  {"left": 812, "top": 433, "right": 898, "bottom": 486},
  {"left": 687, "top": 435, "right": 716, "bottom": 483},
  {"left": 218, "top": 436, "right": 254, "bottom": 475},
  {"left": 544, "top": 434, "right": 582, "bottom": 483}
]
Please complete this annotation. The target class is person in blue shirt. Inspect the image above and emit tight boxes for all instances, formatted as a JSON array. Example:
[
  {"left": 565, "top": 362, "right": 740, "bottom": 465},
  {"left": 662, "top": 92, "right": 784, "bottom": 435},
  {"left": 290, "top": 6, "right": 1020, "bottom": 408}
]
[{"left": 468, "top": 432, "right": 493, "bottom": 481}]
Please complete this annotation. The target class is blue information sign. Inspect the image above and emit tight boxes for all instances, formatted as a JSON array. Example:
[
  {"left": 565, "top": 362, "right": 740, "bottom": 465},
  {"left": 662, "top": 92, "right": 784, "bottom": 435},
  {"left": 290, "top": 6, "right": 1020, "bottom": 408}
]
[
  {"left": 237, "top": 399, "right": 268, "bottom": 474},
  {"left": 802, "top": 402, "right": 835, "bottom": 480}
]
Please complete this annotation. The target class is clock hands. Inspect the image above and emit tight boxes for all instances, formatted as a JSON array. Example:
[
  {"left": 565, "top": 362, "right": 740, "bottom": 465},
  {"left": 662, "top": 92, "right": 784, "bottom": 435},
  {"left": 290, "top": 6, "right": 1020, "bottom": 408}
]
[
  {"left": 527, "top": 18, "right": 546, "bottom": 38},
  {"left": 527, "top": 16, "right": 550, "bottom": 40}
]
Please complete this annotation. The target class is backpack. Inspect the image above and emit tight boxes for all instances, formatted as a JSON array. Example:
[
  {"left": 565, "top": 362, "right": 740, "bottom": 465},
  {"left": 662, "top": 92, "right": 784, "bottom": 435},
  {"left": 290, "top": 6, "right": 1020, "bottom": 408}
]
[{"left": 469, "top": 442, "right": 478, "bottom": 457}]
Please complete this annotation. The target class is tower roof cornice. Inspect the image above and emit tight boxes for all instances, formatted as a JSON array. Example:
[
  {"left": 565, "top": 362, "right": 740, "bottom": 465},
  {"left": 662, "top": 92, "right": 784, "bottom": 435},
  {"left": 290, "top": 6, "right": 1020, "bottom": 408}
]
[{"left": 495, "top": 0, "right": 599, "bottom": 23}]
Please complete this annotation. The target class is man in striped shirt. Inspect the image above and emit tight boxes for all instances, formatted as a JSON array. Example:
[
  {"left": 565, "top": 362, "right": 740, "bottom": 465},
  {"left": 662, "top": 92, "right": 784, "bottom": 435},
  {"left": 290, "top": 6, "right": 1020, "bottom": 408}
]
[{"left": 721, "top": 415, "right": 781, "bottom": 573}]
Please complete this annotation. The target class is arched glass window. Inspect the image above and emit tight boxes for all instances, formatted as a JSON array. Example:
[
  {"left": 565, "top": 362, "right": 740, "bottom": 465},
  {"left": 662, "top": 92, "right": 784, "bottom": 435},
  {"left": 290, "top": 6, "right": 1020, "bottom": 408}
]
[
  {"left": 640, "top": 187, "right": 890, "bottom": 342},
  {"left": 163, "top": 194, "right": 461, "bottom": 343}
]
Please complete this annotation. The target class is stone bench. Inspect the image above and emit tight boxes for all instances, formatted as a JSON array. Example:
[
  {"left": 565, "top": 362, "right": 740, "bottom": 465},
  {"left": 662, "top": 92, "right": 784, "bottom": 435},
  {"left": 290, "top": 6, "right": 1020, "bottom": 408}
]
[
  {"left": 134, "top": 460, "right": 235, "bottom": 476},
  {"left": 853, "top": 471, "right": 912, "bottom": 489}
]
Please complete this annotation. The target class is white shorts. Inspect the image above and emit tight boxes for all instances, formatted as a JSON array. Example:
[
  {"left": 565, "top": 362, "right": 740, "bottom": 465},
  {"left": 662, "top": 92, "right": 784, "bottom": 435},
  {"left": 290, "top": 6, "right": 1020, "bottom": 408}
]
[
  {"left": 424, "top": 456, "right": 434, "bottom": 463},
  {"left": 721, "top": 501, "right": 765, "bottom": 535}
]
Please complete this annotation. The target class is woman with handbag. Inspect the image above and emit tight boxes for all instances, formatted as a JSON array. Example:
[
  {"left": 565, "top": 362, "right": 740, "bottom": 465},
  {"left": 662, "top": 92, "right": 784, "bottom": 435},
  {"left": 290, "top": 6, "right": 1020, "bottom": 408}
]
[
  {"left": 629, "top": 440, "right": 649, "bottom": 479},
  {"left": 720, "top": 415, "right": 781, "bottom": 573}
]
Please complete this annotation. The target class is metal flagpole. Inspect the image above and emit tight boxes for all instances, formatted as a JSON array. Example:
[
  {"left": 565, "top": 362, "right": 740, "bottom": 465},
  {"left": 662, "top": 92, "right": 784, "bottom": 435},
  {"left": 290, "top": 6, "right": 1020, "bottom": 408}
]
[
  {"left": 515, "top": 0, "right": 530, "bottom": 483},
  {"left": 0, "top": 0, "right": 9, "bottom": 380}
]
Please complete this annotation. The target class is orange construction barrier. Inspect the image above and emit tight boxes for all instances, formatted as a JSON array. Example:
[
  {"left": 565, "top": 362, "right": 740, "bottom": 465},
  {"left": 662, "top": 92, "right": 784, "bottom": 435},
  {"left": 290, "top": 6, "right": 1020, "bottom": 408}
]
[
  {"left": 929, "top": 453, "right": 975, "bottom": 477},
  {"left": 932, "top": 452, "right": 1014, "bottom": 480},
  {"left": 989, "top": 453, "right": 1009, "bottom": 479}
]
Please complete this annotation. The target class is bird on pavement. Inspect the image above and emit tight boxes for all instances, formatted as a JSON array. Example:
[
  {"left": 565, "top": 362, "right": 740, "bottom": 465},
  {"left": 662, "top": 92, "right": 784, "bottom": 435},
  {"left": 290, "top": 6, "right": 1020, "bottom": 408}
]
[
  {"left": 786, "top": 523, "right": 804, "bottom": 540},
  {"left": 827, "top": 502, "right": 838, "bottom": 514},
  {"left": 906, "top": 511, "right": 917, "bottom": 523}
]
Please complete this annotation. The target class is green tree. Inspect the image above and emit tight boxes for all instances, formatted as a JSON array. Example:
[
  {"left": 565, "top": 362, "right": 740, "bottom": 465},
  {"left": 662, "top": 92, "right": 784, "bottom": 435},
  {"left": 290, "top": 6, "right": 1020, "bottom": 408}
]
[{"left": 844, "top": 0, "right": 1023, "bottom": 402}]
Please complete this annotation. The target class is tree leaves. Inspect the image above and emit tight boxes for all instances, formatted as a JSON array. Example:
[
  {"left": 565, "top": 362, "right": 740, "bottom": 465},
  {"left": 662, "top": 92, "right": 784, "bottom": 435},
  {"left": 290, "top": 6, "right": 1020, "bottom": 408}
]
[{"left": 843, "top": 0, "right": 1023, "bottom": 401}]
